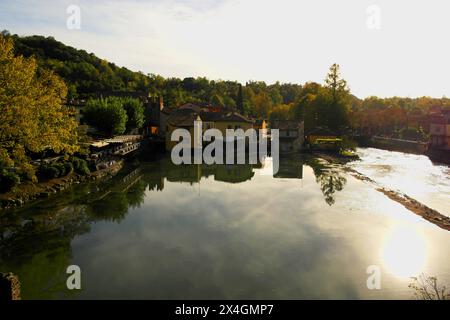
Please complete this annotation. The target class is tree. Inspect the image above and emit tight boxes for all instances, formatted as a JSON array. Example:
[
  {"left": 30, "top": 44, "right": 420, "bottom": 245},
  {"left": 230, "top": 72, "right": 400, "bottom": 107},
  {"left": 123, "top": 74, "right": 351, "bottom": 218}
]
[
  {"left": 222, "top": 95, "right": 236, "bottom": 109},
  {"left": 269, "top": 104, "right": 292, "bottom": 121},
  {"left": 0, "top": 35, "right": 79, "bottom": 180},
  {"left": 121, "top": 97, "right": 144, "bottom": 132},
  {"left": 83, "top": 97, "right": 128, "bottom": 136},
  {"left": 236, "top": 84, "right": 244, "bottom": 113},
  {"left": 323, "top": 64, "right": 351, "bottom": 132},
  {"left": 210, "top": 94, "right": 224, "bottom": 107},
  {"left": 409, "top": 274, "right": 449, "bottom": 300}
]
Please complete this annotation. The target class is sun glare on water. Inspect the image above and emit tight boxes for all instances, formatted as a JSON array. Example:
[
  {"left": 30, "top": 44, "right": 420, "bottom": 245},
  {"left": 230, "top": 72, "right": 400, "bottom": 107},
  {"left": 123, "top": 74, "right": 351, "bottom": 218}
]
[{"left": 381, "top": 225, "right": 428, "bottom": 278}]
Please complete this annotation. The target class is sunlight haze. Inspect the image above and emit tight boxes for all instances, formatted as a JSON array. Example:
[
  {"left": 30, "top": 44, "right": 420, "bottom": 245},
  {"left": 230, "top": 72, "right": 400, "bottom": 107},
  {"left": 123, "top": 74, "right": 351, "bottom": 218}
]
[{"left": 1, "top": 0, "right": 449, "bottom": 98}]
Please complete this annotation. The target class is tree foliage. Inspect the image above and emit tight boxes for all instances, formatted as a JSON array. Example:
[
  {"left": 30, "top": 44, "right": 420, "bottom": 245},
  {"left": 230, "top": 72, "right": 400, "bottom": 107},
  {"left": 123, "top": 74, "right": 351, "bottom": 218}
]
[
  {"left": 121, "top": 97, "right": 145, "bottom": 132},
  {"left": 8, "top": 33, "right": 450, "bottom": 138},
  {"left": 83, "top": 97, "right": 128, "bottom": 136},
  {"left": 0, "top": 34, "right": 79, "bottom": 179}
]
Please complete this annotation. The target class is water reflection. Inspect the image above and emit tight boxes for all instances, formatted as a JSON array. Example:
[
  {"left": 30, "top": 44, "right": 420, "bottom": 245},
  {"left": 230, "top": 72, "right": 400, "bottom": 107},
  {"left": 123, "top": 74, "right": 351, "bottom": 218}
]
[
  {"left": 273, "top": 156, "right": 303, "bottom": 179},
  {"left": 305, "top": 158, "right": 347, "bottom": 205},
  {"left": 382, "top": 225, "right": 427, "bottom": 278},
  {"left": 2, "top": 153, "right": 447, "bottom": 299}
]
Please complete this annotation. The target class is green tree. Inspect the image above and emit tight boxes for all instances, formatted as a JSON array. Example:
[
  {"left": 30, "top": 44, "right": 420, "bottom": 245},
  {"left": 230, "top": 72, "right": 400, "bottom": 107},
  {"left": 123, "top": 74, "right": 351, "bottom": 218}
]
[
  {"left": 121, "top": 97, "right": 144, "bottom": 132},
  {"left": 323, "top": 64, "right": 350, "bottom": 132},
  {"left": 210, "top": 94, "right": 224, "bottom": 107},
  {"left": 236, "top": 84, "right": 244, "bottom": 113},
  {"left": 84, "top": 97, "right": 128, "bottom": 136},
  {"left": 0, "top": 35, "right": 79, "bottom": 180}
]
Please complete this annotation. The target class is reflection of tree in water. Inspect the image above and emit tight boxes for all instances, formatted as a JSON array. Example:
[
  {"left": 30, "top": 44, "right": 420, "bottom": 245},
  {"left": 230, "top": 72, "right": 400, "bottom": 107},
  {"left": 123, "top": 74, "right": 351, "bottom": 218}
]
[
  {"left": 126, "top": 179, "right": 147, "bottom": 209},
  {"left": 306, "top": 157, "right": 347, "bottom": 206},
  {"left": 0, "top": 158, "right": 258, "bottom": 298},
  {"left": 87, "top": 193, "right": 129, "bottom": 222},
  {"left": 0, "top": 206, "right": 89, "bottom": 299}
]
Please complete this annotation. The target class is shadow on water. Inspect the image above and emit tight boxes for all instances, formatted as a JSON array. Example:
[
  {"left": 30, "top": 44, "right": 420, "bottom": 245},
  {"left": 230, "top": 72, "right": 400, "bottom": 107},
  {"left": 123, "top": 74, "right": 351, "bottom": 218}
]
[{"left": 0, "top": 155, "right": 347, "bottom": 299}]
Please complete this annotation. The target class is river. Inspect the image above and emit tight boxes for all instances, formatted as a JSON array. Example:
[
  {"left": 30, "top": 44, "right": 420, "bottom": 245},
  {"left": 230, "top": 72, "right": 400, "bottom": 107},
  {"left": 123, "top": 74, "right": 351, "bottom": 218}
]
[{"left": 0, "top": 148, "right": 449, "bottom": 299}]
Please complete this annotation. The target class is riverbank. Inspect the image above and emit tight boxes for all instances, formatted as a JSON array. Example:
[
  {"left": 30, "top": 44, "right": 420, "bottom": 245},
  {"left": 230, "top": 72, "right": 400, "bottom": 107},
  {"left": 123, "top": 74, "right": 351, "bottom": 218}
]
[
  {"left": 311, "top": 151, "right": 359, "bottom": 164},
  {"left": 355, "top": 135, "right": 450, "bottom": 166},
  {"left": 0, "top": 160, "right": 124, "bottom": 211},
  {"left": 315, "top": 152, "right": 450, "bottom": 232},
  {"left": 355, "top": 135, "right": 428, "bottom": 155}
]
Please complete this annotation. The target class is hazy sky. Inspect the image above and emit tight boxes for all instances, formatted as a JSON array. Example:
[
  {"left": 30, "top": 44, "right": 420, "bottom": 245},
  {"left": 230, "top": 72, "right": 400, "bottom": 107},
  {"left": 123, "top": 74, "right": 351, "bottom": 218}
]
[{"left": 1, "top": 0, "right": 449, "bottom": 98}]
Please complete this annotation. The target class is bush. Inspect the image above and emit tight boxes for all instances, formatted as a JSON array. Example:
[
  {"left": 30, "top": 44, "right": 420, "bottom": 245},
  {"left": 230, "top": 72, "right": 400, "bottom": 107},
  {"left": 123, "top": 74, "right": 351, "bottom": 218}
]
[
  {"left": 56, "top": 163, "right": 66, "bottom": 176},
  {"left": 71, "top": 157, "right": 80, "bottom": 170},
  {"left": 39, "top": 165, "right": 60, "bottom": 179},
  {"left": 77, "top": 161, "right": 90, "bottom": 176},
  {"left": 0, "top": 169, "right": 21, "bottom": 193},
  {"left": 64, "top": 162, "right": 74, "bottom": 174},
  {"left": 71, "top": 157, "right": 90, "bottom": 175}
]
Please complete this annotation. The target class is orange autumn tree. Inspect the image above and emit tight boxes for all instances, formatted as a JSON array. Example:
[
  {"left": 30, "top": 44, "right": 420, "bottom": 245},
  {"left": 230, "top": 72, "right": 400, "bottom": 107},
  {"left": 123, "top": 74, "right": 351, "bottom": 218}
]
[{"left": 0, "top": 35, "right": 79, "bottom": 180}]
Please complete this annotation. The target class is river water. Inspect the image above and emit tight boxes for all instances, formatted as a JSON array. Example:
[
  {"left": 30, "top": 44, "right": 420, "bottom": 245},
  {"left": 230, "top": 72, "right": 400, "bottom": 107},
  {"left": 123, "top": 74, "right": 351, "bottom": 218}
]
[
  {"left": 0, "top": 148, "right": 449, "bottom": 299},
  {"left": 350, "top": 148, "right": 450, "bottom": 217}
]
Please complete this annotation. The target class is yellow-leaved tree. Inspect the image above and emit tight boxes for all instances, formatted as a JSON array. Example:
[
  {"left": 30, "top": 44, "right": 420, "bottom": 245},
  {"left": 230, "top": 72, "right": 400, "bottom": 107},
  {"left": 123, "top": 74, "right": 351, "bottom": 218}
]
[{"left": 0, "top": 35, "right": 79, "bottom": 180}]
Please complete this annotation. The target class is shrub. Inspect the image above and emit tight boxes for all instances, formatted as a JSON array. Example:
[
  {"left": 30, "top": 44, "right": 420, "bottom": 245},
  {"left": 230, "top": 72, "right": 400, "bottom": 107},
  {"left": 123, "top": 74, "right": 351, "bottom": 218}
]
[
  {"left": 0, "top": 169, "right": 21, "bottom": 193},
  {"left": 77, "top": 160, "right": 90, "bottom": 176},
  {"left": 71, "top": 157, "right": 80, "bottom": 170},
  {"left": 39, "top": 165, "right": 60, "bottom": 179},
  {"left": 71, "top": 157, "right": 90, "bottom": 175},
  {"left": 56, "top": 163, "right": 66, "bottom": 177},
  {"left": 64, "top": 162, "right": 74, "bottom": 174}
]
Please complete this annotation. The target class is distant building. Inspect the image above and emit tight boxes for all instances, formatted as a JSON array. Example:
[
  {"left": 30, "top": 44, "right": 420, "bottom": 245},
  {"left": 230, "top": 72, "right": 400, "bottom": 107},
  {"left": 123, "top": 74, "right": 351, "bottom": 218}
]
[
  {"left": 144, "top": 96, "right": 164, "bottom": 136},
  {"left": 162, "top": 103, "right": 253, "bottom": 151},
  {"left": 271, "top": 120, "right": 305, "bottom": 154},
  {"left": 165, "top": 111, "right": 202, "bottom": 151},
  {"left": 304, "top": 127, "right": 342, "bottom": 151},
  {"left": 305, "top": 127, "right": 338, "bottom": 144},
  {"left": 429, "top": 108, "right": 450, "bottom": 149}
]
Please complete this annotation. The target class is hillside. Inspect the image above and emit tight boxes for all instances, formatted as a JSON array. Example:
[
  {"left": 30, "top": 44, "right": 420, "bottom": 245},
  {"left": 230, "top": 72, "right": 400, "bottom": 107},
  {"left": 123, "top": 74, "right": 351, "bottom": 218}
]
[
  {"left": 8, "top": 34, "right": 305, "bottom": 114},
  {"left": 7, "top": 33, "right": 449, "bottom": 121},
  {"left": 12, "top": 35, "right": 151, "bottom": 98}
]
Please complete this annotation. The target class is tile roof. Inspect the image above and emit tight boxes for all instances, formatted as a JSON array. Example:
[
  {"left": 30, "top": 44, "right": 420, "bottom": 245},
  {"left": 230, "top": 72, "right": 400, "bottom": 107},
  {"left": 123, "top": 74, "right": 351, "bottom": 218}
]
[
  {"left": 167, "top": 103, "right": 252, "bottom": 126},
  {"left": 167, "top": 113, "right": 200, "bottom": 127},
  {"left": 216, "top": 112, "right": 253, "bottom": 123}
]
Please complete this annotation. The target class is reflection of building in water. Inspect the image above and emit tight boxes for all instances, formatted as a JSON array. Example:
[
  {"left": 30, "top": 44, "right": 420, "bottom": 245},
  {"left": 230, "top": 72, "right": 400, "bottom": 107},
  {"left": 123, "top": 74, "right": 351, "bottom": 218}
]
[
  {"left": 160, "top": 160, "right": 256, "bottom": 185},
  {"left": 214, "top": 165, "right": 254, "bottom": 183},
  {"left": 165, "top": 163, "right": 203, "bottom": 185},
  {"left": 95, "top": 168, "right": 143, "bottom": 201},
  {"left": 273, "top": 157, "right": 303, "bottom": 179}
]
